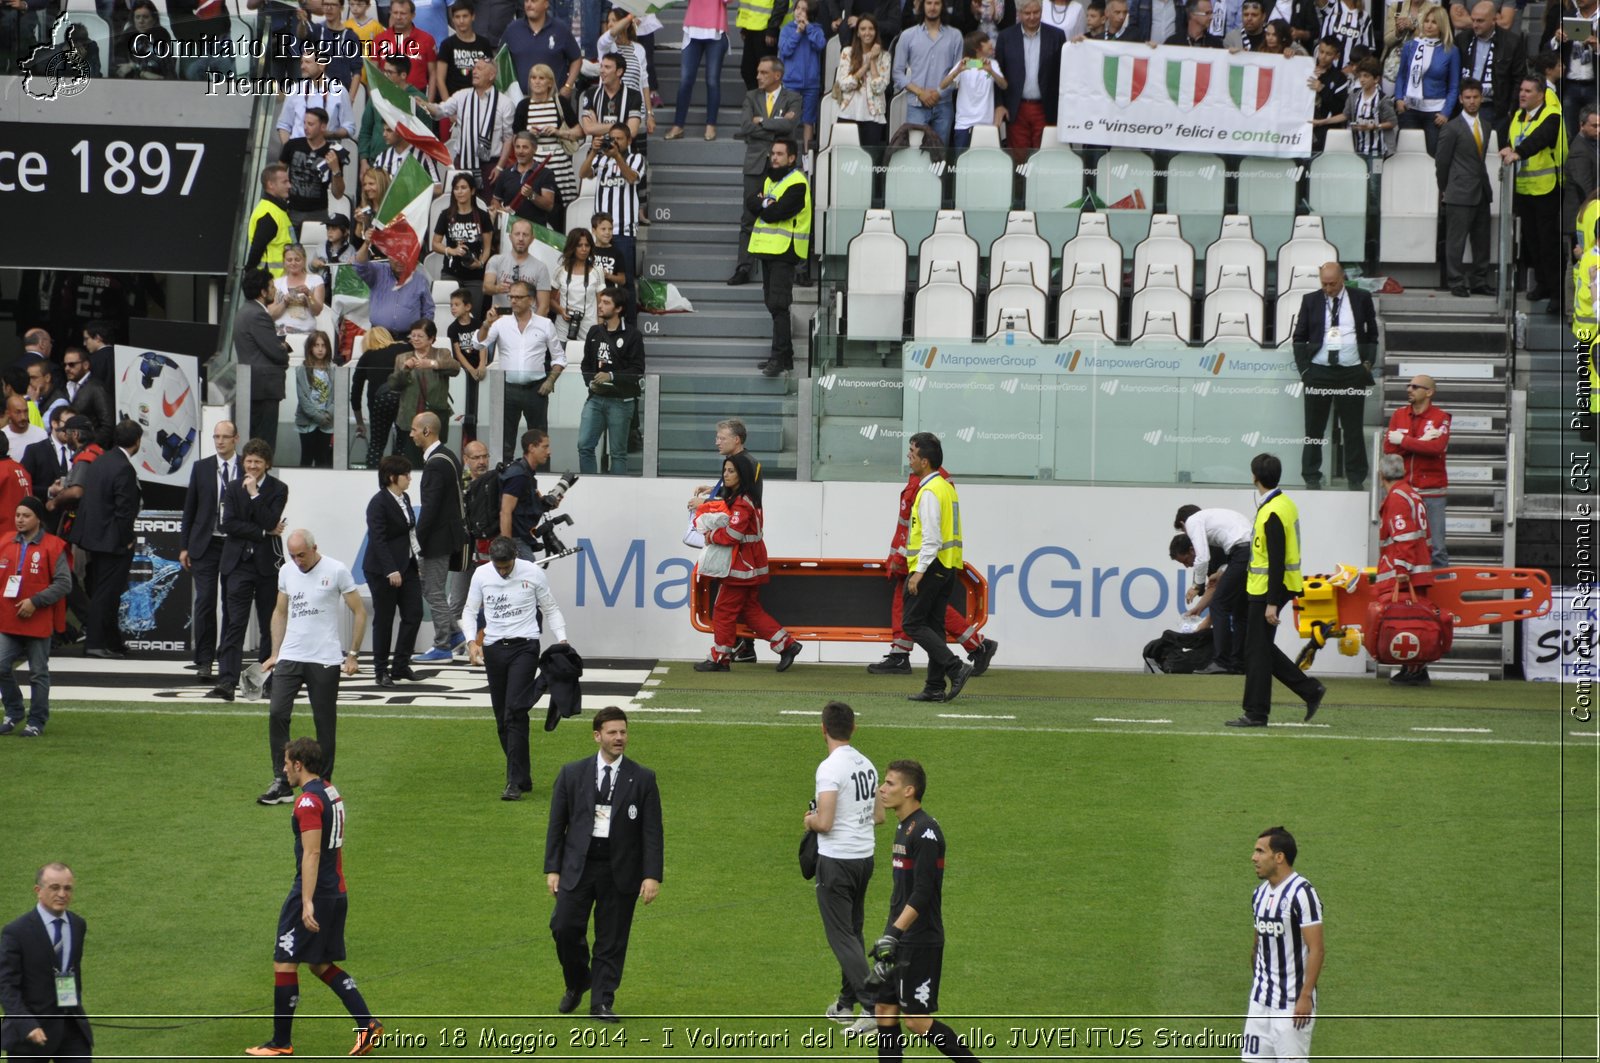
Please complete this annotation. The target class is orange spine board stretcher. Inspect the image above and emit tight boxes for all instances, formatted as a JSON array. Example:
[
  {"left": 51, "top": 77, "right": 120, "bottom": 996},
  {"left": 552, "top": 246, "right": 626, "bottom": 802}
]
[
  {"left": 1293, "top": 564, "right": 1553, "bottom": 658},
  {"left": 689, "top": 558, "right": 990, "bottom": 642}
]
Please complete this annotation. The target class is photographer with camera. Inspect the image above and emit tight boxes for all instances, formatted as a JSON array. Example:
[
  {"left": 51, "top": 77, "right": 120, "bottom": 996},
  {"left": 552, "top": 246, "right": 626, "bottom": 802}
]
[
  {"left": 498, "top": 429, "right": 578, "bottom": 562},
  {"left": 575, "top": 288, "right": 646, "bottom": 476},
  {"left": 478, "top": 279, "right": 567, "bottom": 459},
  {"left": 578, "top": 123, "right": 645, "bottom": 314}
]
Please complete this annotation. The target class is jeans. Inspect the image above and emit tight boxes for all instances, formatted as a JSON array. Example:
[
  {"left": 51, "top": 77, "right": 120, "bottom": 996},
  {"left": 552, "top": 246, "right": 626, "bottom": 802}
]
[
  {"left": 577, "top": 395, "right": 635, "bottom": 474},
  {"left": 579, "top": 0, "right": 609, "bottom": 58},
  {"left": 674, "top": 33, "right": 729, "bottom": 128},
  {"left": 182, "top": 53, "right": 236, "bottom": 81},
  {"left": 0, "top": 633, "right": 50, "bottom": 730},
  {"left": 906, "top": 96, "right": 954, "bottom": 144}
]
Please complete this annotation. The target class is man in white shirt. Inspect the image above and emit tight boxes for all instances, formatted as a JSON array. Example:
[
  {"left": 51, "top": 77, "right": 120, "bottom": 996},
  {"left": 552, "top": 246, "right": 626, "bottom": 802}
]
[
  {"left": 803, "top": 701, "right": 885, "bottom": 1036},
  {"left": 461, "top": 535, "right": 569, "bottom": 800},
  {"left": 423, "top": 58, "right": 515, "bottom": 182},
  {"left": 256, "top": 529, "right": 367, "bottom": 806},
  {"left": 1290, "top": 262, "right": 1380, "bottom": 491},
  {"left": 275, "top": 52, "right": 355, "bottom": 143},
  {"left": 2, "top": 397, "right": 45, "bottom": 463},
  {"left": 1170, "top": 504, "right": 1254, "bottom": 674},
  {"left": 479, "top": 279, "right": 568, "bottom": 459}
]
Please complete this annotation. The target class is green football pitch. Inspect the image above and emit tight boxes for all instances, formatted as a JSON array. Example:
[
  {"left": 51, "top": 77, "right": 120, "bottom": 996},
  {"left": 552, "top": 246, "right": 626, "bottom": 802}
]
[{"left": 3, "top": 664, "right": 1595, "bottom": 1061}]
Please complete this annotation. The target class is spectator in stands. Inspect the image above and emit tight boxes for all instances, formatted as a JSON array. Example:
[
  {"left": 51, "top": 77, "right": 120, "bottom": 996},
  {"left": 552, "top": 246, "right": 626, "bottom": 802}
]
[
  {"left": 735, "top": 0, "right": 786, "bottom": 91},
  {"left": 353, "top": 168, "right": 391, "bottom": 256},
  {"left": 1307, "top": 34, "right": 1351, "bottom": 150},
  {"left": 295, "top": 331, "right": 338, "bottom": 468},
  {"left": 345, "top": 0, "right": 384, "bottom": 49},
  {"left": 432, "top": 173, "right": 497, "bottom": 292},
  {"left": 310, "top": 213, "right": 359, "bottom": 278},
  {"left": 895, "top": 0, "right": 964, "bottom": 142},
  {"left": 780, "top": 0, "right": 828, "bottom": 155},
  {"left": 364, "top": 455, "right": 424, "bottom": 687},
  {"left": 576, "top": 288, "right": 646, "bottom": 475},
  {"left": 580, "top": 123, "right": 646, "bottom": 297},
  {"left": 492, "top": 130, "right": 564, "bottom": 230},
  {"left": 1436, "top": 78, "right": 1496, "bottom": 296},
  {"left": 478, "top": 280, "right": 568, "bottom": 454},
  {"left": 77, "top": 419, "right": 142, "bottom": 662},
  {"left": 1223, "top": 0, "right": 1265, "bottom": 48},
  {"left": 747, "top": 138, "right": 811, "bottom": 377},
  {"left": 413, "top": 0, "right": 453, "bottom": 47},
  {"left": 595, "top": 10, "right": 651, "bottom": 101},
  {"left": 833, "top": 14, "right": 893, "bottom": 145},
  {"left": 2, "top": 398, "right": 45, "bottom": 464},
  {"left": 485, "top": 216, "right": 555, "bottom": 314},
  {"left": 941, "top": 30, "right": 1006, "bottom": 148},
  {"left": 352, "top": 246, "right": 437, "bottom": 335},
  {"left": 730, "top": 57, "right": 802, "bottom": 286},
  {"left": 1263, "top": 17, "right": 1305, "bottom": 53},
  {"left": 371, "top": 125, "right": 447, "bottom": 193},
  {"left": 580, "top": 51, "right": 647, "bottom": 147},
  {"left": 1384, "top": 373, "right": 1452, "bottom": 568},
  {"left": 359, "top": 57, "right": 432, "bottom": 177},
  {"left": 1127, "top": 0, "right": 1178, "bottom": 44},
  {"left": 1382, "top": 0, "right": 1428, "bottom": 79},
  {"left": 1544, "top": 0, "right": 1598, "bottom": 134},
  {"left": 62, "top": 350, "right": 111, "bottom": 435},
  {"left": 473, "top": 0, "right": 519, "bottom": 39},
  {"left": 279, "top": 107, "right": 349, "bottom": 231},
  {"left": 999, "top": 3, "right": 1066, "bottom": 162},
  {"left": 555, "top": 228, "right": 602, "bottom": 343},
  {"left": 1504, "top": 75, "right": 1568, "bottom": 313},
  {"left": 1456, "top": 1, "right": 1526, "bottom": 138},
  {"left": 590, "top": 213, "right": 628, "bottom": 305},
  {"left": 434, "top": 0, "right": 499, "bottom": 99},
  {"left": 234, "top": 270, "right": 292, "bottom": 451},
  {"left": 1344, "top": 56, "right": 1398, "bottom": 165},
  {"left": 376, "top": 0, "right": 439, "bottom": 93},
  {"left": 351, "top": 326, "right": 408, "bottom": 467},
  {"left": 425, "top": 58, "right": 516, "bottom": 183},
  {"left": 116, "top": 0, "right": 175, "bottom": 78},
  {"left": 447, "top": 289, "right": 488, "bottom": 441},
  {"left": 1395, "top": 6, "right": 1459, "bottom": 156},
  {"left": 164, "top": 0, "right": 234, "bottom": 81},
  {"left": 246, "top": 164, "right": 295, "bottom": 278},
  {"left": 503, "top": 0, "right": 582, "bottom": 96},
  {"left": 1097, "top": 0, "right": 1134, "bottom": 37},
  {"left": 296, "top": 0, "right": 362, "bottom": 89},
  {"left": 278, "top": 55, "right": 355, "bottom": 144},
  {"left": 1082, "top": 0, "right": 1106, "bottom": 35},
  {"left": 1166, "top": 0, "right": 1222, "bottom": 44},
  {"left": 391, "top": 320, "right": 458, "bottom": 463},
  {"left": 1321, "top": 0, "right": 1374, "bottom": 65},
  {"left": 513, "top": 65, "right": 582, "bottom": 212},
  {"left": 1292, "top": 262, "right": 1379, "bottom": 492},
  {"left": 839, "top": 0, "right": 907, "bottom": 49},
  {"left": 1568, "top": 106, "right": 1600, "bottom": 238},
  {"left": 1207, "top": 0, "right": 1239, "bottom": 35},
  {"left": 669, "top": 0, "right": 734, "bottom": 141},
  {"left": 1287, "top": 0, "right": 1331, "bottom": 44},
  {"left": 271, "top": 245, "right": 327, "bottom": 334}
]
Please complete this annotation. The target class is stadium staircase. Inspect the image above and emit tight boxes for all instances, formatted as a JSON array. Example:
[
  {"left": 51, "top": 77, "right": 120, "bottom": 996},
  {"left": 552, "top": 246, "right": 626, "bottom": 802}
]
[{"left": 1375, "top": 290, "right": 1516, "bottom": 680}]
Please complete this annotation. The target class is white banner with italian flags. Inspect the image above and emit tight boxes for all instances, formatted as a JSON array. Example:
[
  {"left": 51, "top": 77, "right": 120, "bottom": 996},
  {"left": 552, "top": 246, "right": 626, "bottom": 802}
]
[{"left": 1056, "top": 42, "right": 1315, "bottom": 158}]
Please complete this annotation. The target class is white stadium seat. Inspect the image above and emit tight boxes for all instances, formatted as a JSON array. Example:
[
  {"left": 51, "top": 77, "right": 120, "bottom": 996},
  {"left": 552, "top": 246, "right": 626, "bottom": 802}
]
[
  {"left": 845, "top": 231, "right": 909, "bottom": 340},
  {"left": 1130, "top": 288, "right": 1192, "bottom": 343},
  {"left": 917, "top": 234, "right": 979, "bottom": 289}
]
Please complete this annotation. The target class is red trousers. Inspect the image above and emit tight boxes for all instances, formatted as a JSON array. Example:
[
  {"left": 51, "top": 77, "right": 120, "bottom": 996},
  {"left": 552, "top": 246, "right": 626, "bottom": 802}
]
[
  {"left": 1007, "top": 100, "right": 1048, "bottom": 164},
  {"left": 711, "top": 581, "right": 793, "bottom": 662},
  {"left": 889, "top": 575, "right": 983, "bottom": 654}
]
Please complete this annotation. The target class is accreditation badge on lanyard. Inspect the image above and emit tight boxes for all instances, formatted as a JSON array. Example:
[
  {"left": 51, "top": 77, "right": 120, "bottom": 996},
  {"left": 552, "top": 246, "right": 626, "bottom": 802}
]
[
  {"left": 4, "top": 544, "right": 29, "bottom": 598},
  {"left": 1325, "top": 295, "right": 1343, "bottom": 346},
  {"left": 55, "top": 973, "right": 78, "bottom": 1007}
]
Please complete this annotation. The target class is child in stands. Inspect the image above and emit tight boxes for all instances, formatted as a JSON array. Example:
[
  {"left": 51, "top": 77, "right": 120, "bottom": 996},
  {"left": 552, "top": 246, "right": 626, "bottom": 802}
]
[{"left": 941, "top": 30, "right": 1007, "bottom": 149}]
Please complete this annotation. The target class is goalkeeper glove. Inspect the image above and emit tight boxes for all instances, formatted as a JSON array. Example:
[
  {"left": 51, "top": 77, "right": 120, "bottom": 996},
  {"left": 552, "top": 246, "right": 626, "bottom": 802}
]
[
  {"left": 870, "top": 928, "right": 902, "bottom": 963},
  {"left": 863, "top": 956, "right": 893, "bottom": 990}
]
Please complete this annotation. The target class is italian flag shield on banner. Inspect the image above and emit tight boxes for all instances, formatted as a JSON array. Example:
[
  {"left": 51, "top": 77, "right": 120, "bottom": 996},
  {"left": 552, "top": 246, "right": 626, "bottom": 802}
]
[
  {"left": 1102, "top": 55, "right": 1149, "bottom": 105},
  {"left": 1229, "top": 64, "right": 1275, "bottom": 113},
  {"left": 370, "top": 157, "right": 435, "bottom": 283},
  {"left": 1165, "top": 58, "right": 1213, "bottom": 110},
  {"left": 362, "top": 58, "right": 453, "bottom": 166}
]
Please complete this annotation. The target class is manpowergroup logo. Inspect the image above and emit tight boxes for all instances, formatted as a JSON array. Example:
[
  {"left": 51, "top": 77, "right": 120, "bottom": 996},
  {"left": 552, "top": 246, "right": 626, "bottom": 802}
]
[
  {"left": 1198, "top": 352, "right": 1226, "bottom": 375},
  {"left": 21, "top": 16, "right": 94, "bottom": 101},
  {"left": 1143, "top": 429, "right": 1163, "bottom": 446},
  {"left": 999, "top": 378, "right": 1019, "bottom": 394},
  {"left": 1057, "top": 350, "right": 1084, "bottom": 371},
  {"left": 910, "top": 346, "right": 939, "bottom": 370},
  {"left": 955, "top": 426, "right": 976, "bottom": 443},
  {"left": 1191, "top": 380, "right": 1212, "bottom": 396},
  {"left": 859, "top": 424, "right": 906, "bottom": 441},
  {"left": 1284, "top": 381, "right": 1305, "bottom": 398}
]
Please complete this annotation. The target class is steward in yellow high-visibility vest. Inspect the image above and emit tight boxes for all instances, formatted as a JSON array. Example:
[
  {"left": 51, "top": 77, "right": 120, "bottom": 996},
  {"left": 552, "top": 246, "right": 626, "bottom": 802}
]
[
  {"left": 1507, "top": 76, "right": 1565, "bottom": 307},
  {"left": 902, "top": 431, "right": 975, "bottom": 703},
  {"left": 735, "top": 0, "right": 788, "bottom": 89},
  {"left": 1230, "top": 453, "right": 1324, "bottom": 728},
  {"left": 746, "top": 138, "right": 811, "bottom": 376},
  {"left": 1574, "top": 241, "right": 1600, "bottom": 344},
  {"left": 1577, "top": 196, "right": 1600, "bottom": 259},
  {"left": 246, "top": 164, "right": 295, "bottom": 279}
]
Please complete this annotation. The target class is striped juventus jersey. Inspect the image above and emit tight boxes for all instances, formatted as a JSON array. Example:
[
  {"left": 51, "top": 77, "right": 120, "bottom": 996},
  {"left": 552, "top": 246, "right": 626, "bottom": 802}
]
[
  {"left": 1250, "top": 872, "right": 1322, "bottom": 1009},
  {"left": 1320, "top": 3, "right": 1374, "bottom": 65}
]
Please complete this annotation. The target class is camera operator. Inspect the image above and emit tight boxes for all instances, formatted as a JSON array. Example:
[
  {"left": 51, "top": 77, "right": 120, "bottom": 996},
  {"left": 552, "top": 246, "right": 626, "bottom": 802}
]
[
  {"left": 575, "top": 287, "right": 646, "bottom": 476},
  {"left": 578, "top": 124, "right": 645, "bottom": 315},
  {"left": 498, "top": 429, "right": 576, "bottom": 562}
]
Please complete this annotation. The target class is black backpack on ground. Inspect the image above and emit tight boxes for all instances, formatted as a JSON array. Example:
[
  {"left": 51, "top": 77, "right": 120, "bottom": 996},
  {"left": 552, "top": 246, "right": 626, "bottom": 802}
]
[{"left": 1141, "top": 629, "right": 1216, "bottom": 674}]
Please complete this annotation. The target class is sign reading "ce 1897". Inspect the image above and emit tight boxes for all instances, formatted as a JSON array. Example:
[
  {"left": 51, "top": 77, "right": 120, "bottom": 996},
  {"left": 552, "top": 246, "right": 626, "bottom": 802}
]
[{"left": 1, "top": 78, "right": 252, "bottom": 274}]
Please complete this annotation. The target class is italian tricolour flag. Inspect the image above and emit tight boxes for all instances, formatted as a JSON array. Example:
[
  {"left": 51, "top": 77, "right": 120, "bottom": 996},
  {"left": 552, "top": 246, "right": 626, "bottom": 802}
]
[
  {"left": 1165, "top": 58, "right": 1212, "bottom": 111},
  {"left": 362, "top": 58, "right": 452, "bottom": 167},
  {"left": 369, "top": 157, "right": 435, "bottom": 283},
  {"left": 1102, "top": 55, "right": 1148, "bottom": 105},
  {"left": 1229, "top": 64, "right": 1275, "bottom": 114}
]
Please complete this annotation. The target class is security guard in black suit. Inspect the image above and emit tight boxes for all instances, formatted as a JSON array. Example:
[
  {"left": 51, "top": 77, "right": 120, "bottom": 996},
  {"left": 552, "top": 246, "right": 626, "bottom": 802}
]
[{"left": 544, "top": 707, "right": 664, "bottom": 1024}]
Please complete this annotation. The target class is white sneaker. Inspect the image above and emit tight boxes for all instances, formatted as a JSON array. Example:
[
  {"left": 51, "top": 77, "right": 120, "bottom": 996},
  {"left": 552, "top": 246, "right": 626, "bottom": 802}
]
[
  {"left": 823, "top": 1001, "right": 855, "bottom": 1024},
  {"left": 846, "top": 1015, "right": 879, "bottom": 1035}
]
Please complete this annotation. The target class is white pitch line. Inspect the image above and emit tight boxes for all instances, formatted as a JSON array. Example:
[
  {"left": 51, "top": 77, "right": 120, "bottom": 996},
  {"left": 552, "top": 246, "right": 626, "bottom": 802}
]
[
  {"left": 778, "top": 710, "right": 820, "bottom": 716},
  {"left": 1277, "top": 722, "right": 1332, "bottom": 729},
  {"left": 642, "top": 678, "right": 661, "bottom": 687},
  {"left": 1412, "top": 727, "right": 1493, "bottom": 734},
  {"left": 938, "top": 713, "right": 1017, "bottom": 720},
  {"left": 1570, "top": 731, "right": 1600, "bottom": 738},
  {"left": 625, "top": 706, "right": 701, "bottom": 714},
  {"left": 1094, "top": 717, "right": 1173, "bottom": 724}
]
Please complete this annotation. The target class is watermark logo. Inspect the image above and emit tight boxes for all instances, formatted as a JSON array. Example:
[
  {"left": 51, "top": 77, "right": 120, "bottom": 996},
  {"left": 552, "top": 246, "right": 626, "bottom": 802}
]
[
  {"left": 999, "top": 377, "right": 1019, "bottom": 394},
  {"left": 860, "top": 424, "right": 880, "bottom": 441},
  {"left": 907, "top": 375, "right": 928, "bottom": 393},
  {"left": 1100, "top": 379, "right": 1120, "bottom": 396},
  {"left": 21, "top": 16, "right": 93, "bottom": 102},
  {"left": 1198, "top": 352, "right": 1227, "bottom": 375},
  {"left": 818, "top": 374, "right": 836, "bottom": 390},
  {"left": 1240, "top": 431, "right": 1261, "bottom": 447},
  {"left": 955, "top": 426, "right": 976, "bottom": 444},
  {"left": 1191, "top": 380, "right": 1212, "bottom": 397},
  {"left": 1283, "top": 381, "right": 1304, "bottom": 399},
  {"left": 1143, "top": 429, "right": 1164, "bottom": 446}
]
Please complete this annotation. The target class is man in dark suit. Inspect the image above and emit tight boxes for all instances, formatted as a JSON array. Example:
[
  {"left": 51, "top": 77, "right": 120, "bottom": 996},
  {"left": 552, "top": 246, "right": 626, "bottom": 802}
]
[
  {"left": 996, "top": 0, "right": 1066, "bottom": 161},
  {"left": 0, "top": 863, "right": 92, "bottom": 1062},
  {"left": 729, "top": 57, "right": 803, "bottom": 286},
  {"left": 61, "top": 350, "right": 112, "bottom": 436},
  {"left": 21, "top": 409, "right": 73, "bottom": 535},
  {"left": 544, "top": 707, "right": 663, "bottom": 1023},
  {"left": 1455, "top": 0, "right": 1527, "bottom": 138},
  {"left": 1437, "top": 79, "right": 1497, "bottom": 297},
  {"left": 80, "top": 322, "right": 117, "bottom": 408},
  {"left": 233, "top": 269, "right": 291, "bottom": 453},
  {"left": 180, "top": 421, "right": 242, "bottom": 682},
  {"left": 210, "top": 438, "right": 289, "bottom": 704},
  {"left": 74, "top": 418, "right": 143, "bottom": 659},
  {"left": 409, "top": 413, "right": 468, "bottom": 663},
  {"left": 1291, "top": 263, "right": 1381, "bottom": 491}
]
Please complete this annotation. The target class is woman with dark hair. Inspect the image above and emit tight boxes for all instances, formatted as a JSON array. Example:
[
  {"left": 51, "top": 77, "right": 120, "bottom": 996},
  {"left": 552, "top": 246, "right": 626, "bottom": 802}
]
[
  {"left": 693, "top": 451, "right": 800, "bottom": 672},
  {"left": 554, "top": 228, "right": 601, "bottom": 342},
  {"left": 295, "top": 330, "right": 337, "bottom": 467},
  {"left": 1265, "top": 17, "right": 1306, "bottom": 54},
  {"left": 431, "top": 172, "right": 495, "bottom": 293},
  {"left": 362, "top": 454, "right": 423, "bottom": 687},
  {"left": 832, "top": 14, "right": 892, "bottom": 145},
  {"left": 115, "top": 0, "right": 175, "bottom": 77}
]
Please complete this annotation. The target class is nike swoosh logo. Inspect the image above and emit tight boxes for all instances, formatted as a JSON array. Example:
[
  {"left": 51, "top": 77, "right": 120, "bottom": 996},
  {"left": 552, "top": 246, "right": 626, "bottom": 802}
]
[{"left": 163, "top": 387, "right": 191, "bottom": 417}]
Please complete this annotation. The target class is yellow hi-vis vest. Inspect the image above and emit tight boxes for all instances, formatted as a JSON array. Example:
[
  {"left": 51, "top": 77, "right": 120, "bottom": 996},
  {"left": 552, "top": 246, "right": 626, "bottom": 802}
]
[
  {"left": 906, "top": 473, "right": 962, "bottom": 573},
  {"left": 1590, "top": 340, "right": 1599, "bottom": 414},
  {"left": 1510, "top": 103, "right": 1565, "bottom": 196},
  {"left": 1247, "top": 490, "right": 1303, "bottom": 597},
  {"left": 248, "top": 197, "right": 294, "bottom": 278},
  {"left": 1579, "top": 197, "right": 1600, "bottom": 257},
  {"left": 1575, "top": 246, "right": 1600, "bottom": 342},
  {"left": 736, "top": 0, "right": 775, "bottom": 31},
  {"left": 747, "top": 168, "right": 811, "bottom": 258}
]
